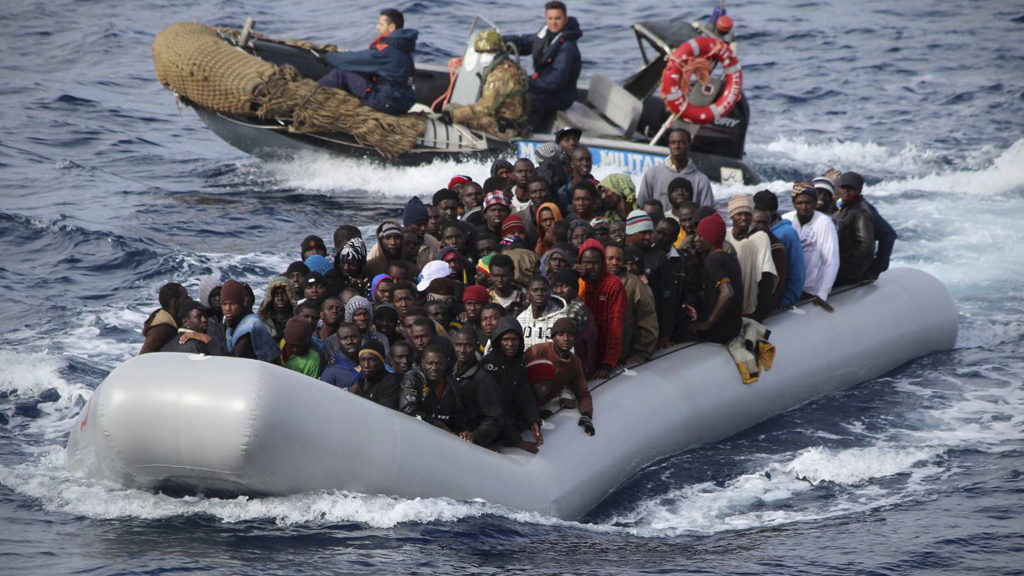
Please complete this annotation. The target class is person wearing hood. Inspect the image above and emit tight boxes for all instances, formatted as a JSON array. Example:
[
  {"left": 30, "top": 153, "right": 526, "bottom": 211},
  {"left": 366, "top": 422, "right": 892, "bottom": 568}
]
[
  {"left": 637, "top": 129, "right": 714, "bottom": 211},
  {"left": 516, "top": 275, "right": 568, "bottom": 348},
  {"left": 345, "top": 295, "right": 390, "bottom": 355},
  {"left": 534, "top": 198, "right": 564, "bottom": 257},
  {"left": 161, "top": 301, "right": 225, "bottom": 356},
  {"left": 753, "top": 190, "right": 805, "bottom": 308},
  {"left": 197, "top": 276, "right": 225, "bottom": 349},
  {"left": 220, "top": 280, "right": 281, "bottom": 363},
  {"left": 481, "top": 317, "right": 544, "bottom": 453},
  {"left": 503, "top": 1, "right": 583, "bottom": 127},
  {"left": 140, "top": 282, "right": 188, "bottom": 354},
  {"left": 300, "top": 235, "right": 328, "bottom": 261},
  {"left": 350, "top": 339, "right": 401, "bottom": 410},
  {"left": 540, "top": 245, "right": 569, "bottom": 280},
  {"left": 365, "top": 220, "right": 404, "bottom": 278},
  {"left": 451, "top": 327, "right": 507, "bottom": 448},
  {"left": 337, "top": 238, "right": 370, "bottom": 297},
  {"left": 436, "top": 245, "right": 472, "bottom": 287},
  {"left": 399, "top": 343, "right": 466, "bottom": 433},
  {"left": 372, "top": 302, "right": 403, "bottom": 346},
  {"left": 524, "top": 317, "right": 594, "bottom": 435},
  {"left": 281, "top": 317, "right": 323, "bottom": 378},
  {"left": 257, "top": 276, "right": 298, "bottom": 343},
  {"left": 577, "top": 238, "right": 626, "bottom": 378},
  {"left": 318, "top": 9, "right": 418, "bottom": 115}
]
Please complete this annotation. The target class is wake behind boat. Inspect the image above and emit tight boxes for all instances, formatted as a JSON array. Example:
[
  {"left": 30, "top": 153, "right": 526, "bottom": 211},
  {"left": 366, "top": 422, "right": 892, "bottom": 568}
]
[
  {"left": 154, "top": 14, "right": 760, "bottom": 184},
  {"left": 66, "top": 269, "right": 956, "bottom": 520}
]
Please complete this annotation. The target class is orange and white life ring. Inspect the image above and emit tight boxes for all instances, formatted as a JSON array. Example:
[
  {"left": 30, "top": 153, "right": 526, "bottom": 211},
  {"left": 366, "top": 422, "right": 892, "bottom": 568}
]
[{"left": 659, "top": 37, "right": 743, "bottom": 124}]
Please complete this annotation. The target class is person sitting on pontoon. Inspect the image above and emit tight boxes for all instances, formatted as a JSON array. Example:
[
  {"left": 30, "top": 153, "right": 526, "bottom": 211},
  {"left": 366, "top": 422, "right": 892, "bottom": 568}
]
[
  {"left": 503, "top": 1, "right": 583, "bottom": 128},
  {"left": 318, "top": 9, "right": 418, "bottom": 115}
]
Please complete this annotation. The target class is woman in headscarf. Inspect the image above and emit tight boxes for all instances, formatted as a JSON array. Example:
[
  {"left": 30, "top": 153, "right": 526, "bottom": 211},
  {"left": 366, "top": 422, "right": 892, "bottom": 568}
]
[
  {"left": 337, "top": 238, "right": 370, "bottom": 297},
  {"left": 533, "top": 201, "right": 564, "bottom": 257},
  {"left": 598, "top": 174, "right": 637, "bottom": 222}
]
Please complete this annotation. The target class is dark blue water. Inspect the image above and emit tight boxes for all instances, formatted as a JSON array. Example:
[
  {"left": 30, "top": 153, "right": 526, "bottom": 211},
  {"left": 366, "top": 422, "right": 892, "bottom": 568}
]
[{"left": 2, "top": 0, "right": 1024, "bottom": 573}]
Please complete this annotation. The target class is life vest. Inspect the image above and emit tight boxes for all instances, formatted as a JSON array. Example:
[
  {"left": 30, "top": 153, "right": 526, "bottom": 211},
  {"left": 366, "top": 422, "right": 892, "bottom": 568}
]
[{"left": 659, "top": 37, "right": 743, "bottom": 124}]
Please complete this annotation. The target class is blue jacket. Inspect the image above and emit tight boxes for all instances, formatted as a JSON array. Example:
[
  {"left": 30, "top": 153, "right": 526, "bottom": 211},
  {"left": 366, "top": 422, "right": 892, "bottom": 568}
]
[
  {"left": 771, "top": 219, "right": 806, "bottom": 306},
  {"left": 323, "top": 28, "right": 418, "bottom": 114},
  {"left": 505, "top": 17, "right": 583, "bottom": 112}
]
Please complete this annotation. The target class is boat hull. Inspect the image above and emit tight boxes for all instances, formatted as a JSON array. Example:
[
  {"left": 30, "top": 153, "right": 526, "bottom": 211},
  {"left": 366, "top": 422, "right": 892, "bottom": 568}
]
[{"left": 66, "top": 268, "right": 956, "bottom": 520}]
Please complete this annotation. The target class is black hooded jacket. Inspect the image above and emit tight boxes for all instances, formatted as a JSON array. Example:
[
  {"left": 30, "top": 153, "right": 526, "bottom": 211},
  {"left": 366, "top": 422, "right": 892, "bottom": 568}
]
[
  {"left": 353, "top": 369, "right": 402, "bottom": 410},
  {"left": 480, "top": 317, "right": 541, "bottom": 446},
  {"left": 399, "top": 367, "right": 465, "bottom": 431},
  {"left": 452, "top": 360, "right": 507, "bottom": 447}
]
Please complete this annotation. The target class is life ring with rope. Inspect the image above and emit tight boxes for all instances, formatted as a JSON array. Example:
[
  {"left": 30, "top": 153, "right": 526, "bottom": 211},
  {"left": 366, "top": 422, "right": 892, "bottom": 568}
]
[{"left": 659, "top": 36, "right": 743, "bottom": 124}]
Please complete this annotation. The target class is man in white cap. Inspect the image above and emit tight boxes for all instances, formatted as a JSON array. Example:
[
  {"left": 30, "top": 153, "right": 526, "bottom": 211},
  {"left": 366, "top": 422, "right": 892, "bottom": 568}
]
[{"left": 724, "top": 195, "right": 777, "bottom": 323}]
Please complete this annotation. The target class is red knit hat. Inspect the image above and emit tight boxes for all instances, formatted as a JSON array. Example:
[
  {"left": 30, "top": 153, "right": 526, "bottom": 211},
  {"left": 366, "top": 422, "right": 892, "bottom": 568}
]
[
  {"left": 526, "top": 358, "right": 556, "bottom": 383},
  {"left": 502, "top": 214, "right": 527, "bottom": 236},
  {"left": 462, "top": 284, "right": 488, "bottom": 303},
  {"left": 696, "top": 212, "right": 727, "bottom": 248}
]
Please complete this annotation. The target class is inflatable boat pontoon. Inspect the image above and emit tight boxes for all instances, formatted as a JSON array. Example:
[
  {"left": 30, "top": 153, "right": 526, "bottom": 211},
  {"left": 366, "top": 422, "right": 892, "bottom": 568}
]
[{"left": 66, "top": 268, "right": 957, "bottom": 520}]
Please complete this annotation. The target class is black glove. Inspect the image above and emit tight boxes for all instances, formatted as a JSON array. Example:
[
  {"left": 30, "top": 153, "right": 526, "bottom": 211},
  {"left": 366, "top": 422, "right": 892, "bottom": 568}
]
[
  {"left": 578, "top": 412, "right": 595, "bottom": 436},
  {"left": 440, "top": 109, "right": 454, "bottom": 125}
]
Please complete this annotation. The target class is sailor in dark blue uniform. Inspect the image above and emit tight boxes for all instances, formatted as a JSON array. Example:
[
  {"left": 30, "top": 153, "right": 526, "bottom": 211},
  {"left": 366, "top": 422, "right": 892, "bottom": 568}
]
[
  {"left": 503, "top": 1, "right": 583, "bottom": 128},
  {"left": 318, "top": 8, "right": 417, "bottom": 115}
]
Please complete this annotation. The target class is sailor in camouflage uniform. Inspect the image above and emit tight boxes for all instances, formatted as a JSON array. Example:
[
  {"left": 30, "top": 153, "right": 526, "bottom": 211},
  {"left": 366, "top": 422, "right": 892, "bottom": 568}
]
[{"left": 446, "top": 30, "right": 531, "bottom": 139}]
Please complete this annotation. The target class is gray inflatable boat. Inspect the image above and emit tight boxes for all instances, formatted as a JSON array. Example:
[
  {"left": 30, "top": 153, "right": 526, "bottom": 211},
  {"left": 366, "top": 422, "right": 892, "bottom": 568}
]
[{"left": 66, "top": 268, "right": 957, "bottom": 520}]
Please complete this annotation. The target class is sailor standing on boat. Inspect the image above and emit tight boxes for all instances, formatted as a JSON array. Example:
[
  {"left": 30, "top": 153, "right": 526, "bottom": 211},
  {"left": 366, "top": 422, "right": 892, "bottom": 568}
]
[
  {"left": 445, "top": 30, "right": 531, "bottom": 138},
  {"left": 317, "top": 9, "right": 418, "bottom": 115},
  {"left": 503, "top": 1, "right": 583, "bottom": 128}
]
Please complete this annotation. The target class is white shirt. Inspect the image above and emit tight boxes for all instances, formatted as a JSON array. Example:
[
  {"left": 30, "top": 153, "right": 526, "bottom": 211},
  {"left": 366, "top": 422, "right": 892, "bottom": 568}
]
[
  {"left": 783, "top": 210, "right": 839, "bottom": 301},
  {"left": 725, "top": 229, "right": 777, "bottom": 315}
]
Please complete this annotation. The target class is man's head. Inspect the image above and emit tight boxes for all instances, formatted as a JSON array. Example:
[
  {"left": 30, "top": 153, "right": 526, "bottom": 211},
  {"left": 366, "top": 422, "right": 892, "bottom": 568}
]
[
  {"left": 425, "top": 299, "right": 451, "bottom": 327},
  {"left": 462, "top": 284, "right": 488, "bottom": 322},
  {"left": 283, "top": 316, "right": 314, "bottom": 359},
  {"left": 625, "top": 209, "right": 654, "bottom": 248},
  {"left": 358, "top": 340, "right": 387, "bottom": 378},
  {"left": 421, "top": 344, "right": 448, "bottom": 383},
  {"left": 792, "top": 183, "right": 818, "bottom": 222},
  {"left": 527, "top": 176, "right": 551, "bottom": 208},
  {"left": 727, "top": 195, "right": 754, "bottom": 237},
  {"left": 545, "top": 1, "right": 568, "bottom": 33},
  {"left": 296, "top": 301, "right": 320, "bottom": 328},
  {"left": 386, "top": 260, "right": 410, "bottom": 283},
  {"left": 453, "top": 327, "right": 479, "bottom": 365},
  {"left": 460, "top": 182, "right": 484, "bottom": 210},
  {"left": 609, "top": 220, "right": 627, "bottom": 245},
  {"left": 408, "top": 316, "right": 435, "bottom": 352},
  {"left": 158, "top": 282, "right": 188, "bottom": 316},
  {"left": 389, "top": 340, "right": 414, "bottom": 375},
  {"left": 440, "top": 221, "right": 466, "bottom": 253},
  {"left": 373, "top": 275, "right": 394, "bottom": 303},
  {"left": 677, "top": 201, "right": 698, "bottom": 236},
  {"left": 502, "top": 214, "right": 528, "bottom": 242},
  {"left": 433, "top": 188, "right": 460, "bottom": 221},
  {"left": 550, "top": 317, "right": 577, "bottom": 356},
  {"left": 377, "top": 221, "right": 403, "bottom": 260},
  {"left": 527, "top": 358, "right": 556, "bottom": 399},
  {"left": 668, "top": 177, "right": 694, "bottom": 209},
  {"left": 604, "top": 243, "right": 626, "bottom": 276},
  {"left": 513, "top": 158, "right": 536, "bottom": 190},
  {"left": 837, "top": 172, "right": 865, "bottom": 203},
  {"left": 426, "top": 205, "right": 441, "bottom": 238},
  {"left": 301, "top": 235, "right": 328, "bottom": 261},
  {"left": 475, "top": 233, "right": 500, "bottom": 260},
  {"left": 695, "top": 212, "right": 726, "bottom": 253},
  {"left": 483, "top": 192, "right": 511, "bottom": 232},
  {"left": 551, "top": 268, "right": 580, "bottom": 301},
  {"left": 178, "top": 301, "right": 208, "bottom": 333},
  {"left": 643, "top": 199, "right": 665, "bottom": 225},
  {"left": 572, "top": 180, "right": 598, "bottom": 219},
  {"left": 668, "top": 128, "right": 691, "bottom": 164},
  {"left": 401, "top": 229, "right": 422, "bottom": 261},
  {"left": 653, "top": 218, "right": 680, "bottom": 253},
  {"left": 752, "top": 207, "right": 772, "bottom": 233},
  {"left": 320, "top": 297, "right": 343, "bottom": 328},
  {"left": 569, "top": 220, "right": 593, "bottom": 253},
  {"left": 488, "top": 254, "right": 515, "bottom": 293},
  {"left": 480, "top": 303, "right": 504, "bottom": 338},
  {"left": 219, "top": 280, "right": 246, "bottom": 321},
  {"left": 623, "top": 245, "right": 644, "bottom": 276},
  {"left": 285, "top": 262, "right": 309, "bottom": 293},
  {"left": 527, "top": 275, "right": 552, "bottom": 311},
  {"left": 374, "top": 303, "right": 399, "bottom": 336},
  {"left": 391, "top": 281, "right": 418, "bottom": 315},
  {"left": 402, "top": 197, "right": 430, "bottom": 236},
  {"left": 335, "top": 322, "right": 362, "bottom": 359},
  {"left": 591, "top": 218, "right": 610, "bottom": 245},
  {"left": 377, "top": 8, "right": 404, "bottom": 37},
  {"left": 498, "top": 327, "right": 522, "bottom": 358},
  {"left": 490, "top": 159, "right": 513, "bottom": 180},
  {"left": 555, "top": 126, "right": 581, "bottom": 153},
  {"left": 570, "top": 146, "right": 593, "bottom": 179},
  {"left": 579, "top": 246, "right": 605, "bottom": 283}
]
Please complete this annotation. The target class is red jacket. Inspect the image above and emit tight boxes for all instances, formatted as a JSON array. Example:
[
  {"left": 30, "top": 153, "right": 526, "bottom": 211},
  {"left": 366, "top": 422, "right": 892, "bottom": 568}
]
[{"left": 577, "top": 239, "right": 626, "bottom": 369}]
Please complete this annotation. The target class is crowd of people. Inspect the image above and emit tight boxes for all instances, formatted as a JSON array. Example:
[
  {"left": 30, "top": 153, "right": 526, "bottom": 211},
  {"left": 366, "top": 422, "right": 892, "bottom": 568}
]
[{"left": 139, "top": 127, "right": 897, "bottom": 453}]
